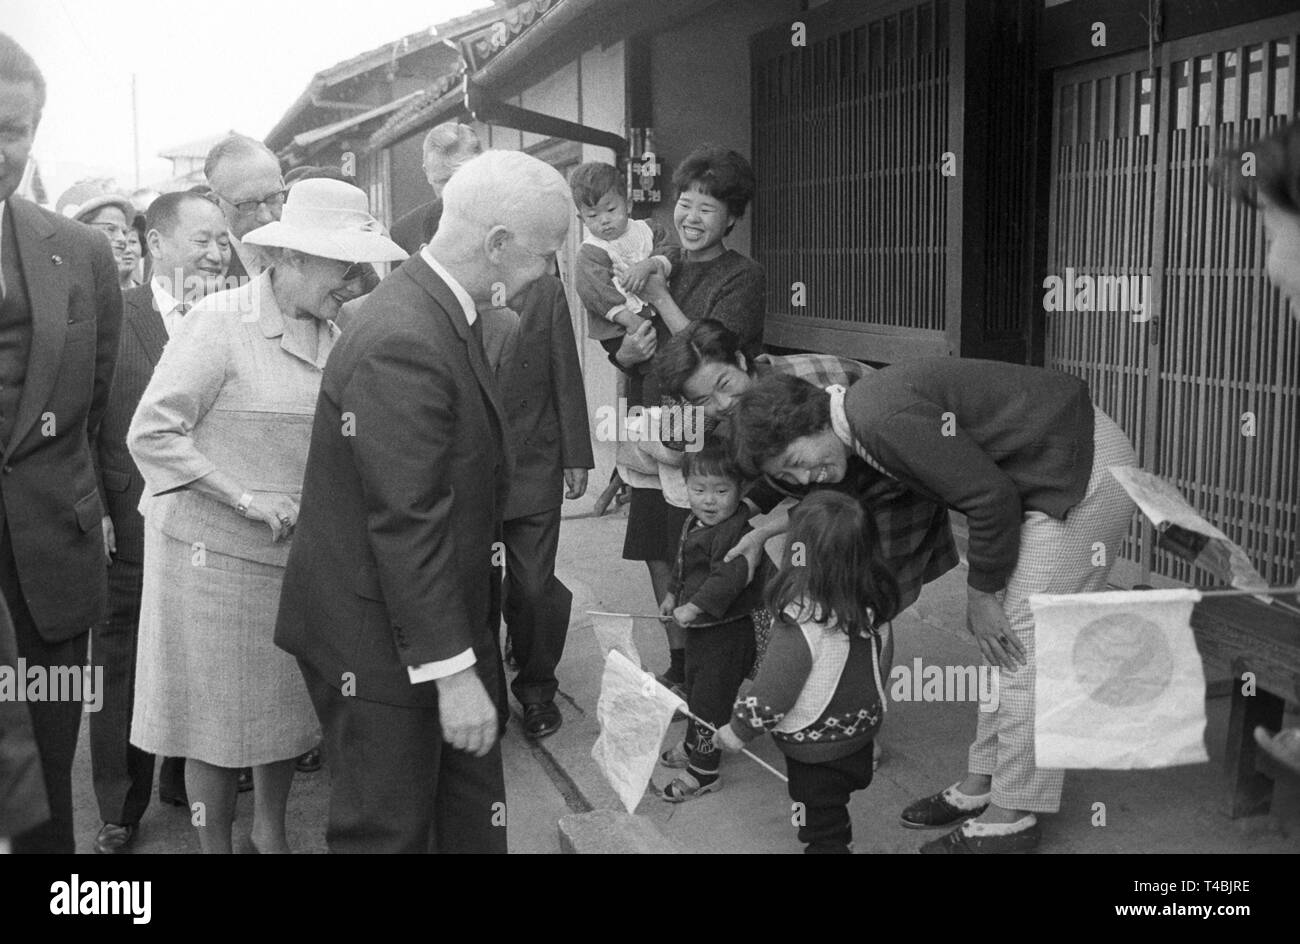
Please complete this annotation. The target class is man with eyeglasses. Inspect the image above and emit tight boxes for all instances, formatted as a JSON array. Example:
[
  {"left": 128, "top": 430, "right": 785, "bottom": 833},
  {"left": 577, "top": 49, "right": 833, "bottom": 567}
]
[{"left": 203, "top": 133, "right": 286, "bottom": 284}]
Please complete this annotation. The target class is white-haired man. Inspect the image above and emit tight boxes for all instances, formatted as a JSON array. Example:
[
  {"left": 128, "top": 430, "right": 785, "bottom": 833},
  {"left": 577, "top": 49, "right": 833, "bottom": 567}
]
[
  {"left": 275, "top": 150, "right": 571, "bottom": 853},
  {"left": 204, "top": 133, "right": 285, "bottom": 281},
  {"left": 389, "top": 122, "right": 482, "bottom": 255}
]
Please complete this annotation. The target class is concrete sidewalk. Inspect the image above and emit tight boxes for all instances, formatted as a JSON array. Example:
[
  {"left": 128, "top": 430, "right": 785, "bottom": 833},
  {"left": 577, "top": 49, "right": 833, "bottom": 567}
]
[{"left": 543, "top": 500, "right": 1300, "bottom": 854}]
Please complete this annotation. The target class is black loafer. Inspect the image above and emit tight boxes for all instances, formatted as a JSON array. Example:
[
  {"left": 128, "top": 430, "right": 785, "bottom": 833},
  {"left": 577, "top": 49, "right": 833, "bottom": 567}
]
[
  {"left": 900, "top": 789, "right": 989, "bottom": 829},
  {"left": 295, "top": 747, "right": 322, "bottom": 773},
  {"left": 94, "top": 822, "right": 137, "bottom": 854},
  {"left": 237, "top": 767, "right": 253, "bottom": 792},
  {"left": 159, "top": 787, "right": 189, "bottom": 808},
  {"left": 919, "top": 820, "right": 1041, "bottom": 854},
  {"left": 522, "top": 701, "right": 561, "bottom": 740}
]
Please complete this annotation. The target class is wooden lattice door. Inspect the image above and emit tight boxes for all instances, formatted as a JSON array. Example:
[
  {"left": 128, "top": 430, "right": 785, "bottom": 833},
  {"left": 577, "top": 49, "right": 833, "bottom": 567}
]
[{"left": 1046, "top": 12, "right": 1300, "bottom": 588}]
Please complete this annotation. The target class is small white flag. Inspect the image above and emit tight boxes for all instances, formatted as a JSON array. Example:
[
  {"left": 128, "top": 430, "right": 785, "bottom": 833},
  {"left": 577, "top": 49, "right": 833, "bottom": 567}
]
[
  {"left": 591, "top": 650, "right": 686, "bottom": 813},
  {"left": 589, "top": 611, "right": 642, "bottom": 668},
  {"left": 1032, "top": 588, "right": 1209, "bottom": 769}
]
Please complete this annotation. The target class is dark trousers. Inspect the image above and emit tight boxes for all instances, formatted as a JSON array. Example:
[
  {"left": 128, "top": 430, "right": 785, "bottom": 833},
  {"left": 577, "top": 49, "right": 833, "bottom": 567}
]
[
  {"left": 785, "top": 741, "right": 875, "bottom": 854},
  {"left": 89, "top": 557, "right": 155, "bottom": 826},
  {"left": 499, "top": 507, "right": 570, "bottom": 706},
  {"left": 2, "top": 524, "right": 87, "bottom": 854},
  {"left": 684, "top": 617, "right": 755, "bottom": 777},
  {"left": 300, "top": 659, "right": 507, "bottom": 854}
]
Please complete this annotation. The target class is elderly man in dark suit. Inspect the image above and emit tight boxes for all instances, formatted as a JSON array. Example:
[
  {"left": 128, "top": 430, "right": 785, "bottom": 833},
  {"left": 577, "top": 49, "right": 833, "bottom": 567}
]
[
  {"left": 388, "top": 122, "right": 481, "bottom": 255},
  {"left": 0, "top": 33, "right": 123, "bottom": 854},
  {"left": 484, "top": 276, "right": 593, "bottom": 738},
  {"left": 89, "top": 191, "right": 229, "bottom": 853},
  {"left": 205, "top": 133, "right": 285, "bottom": 283},
  {"left": 275, "top": 150, "right": 572, "bottom": 853}
]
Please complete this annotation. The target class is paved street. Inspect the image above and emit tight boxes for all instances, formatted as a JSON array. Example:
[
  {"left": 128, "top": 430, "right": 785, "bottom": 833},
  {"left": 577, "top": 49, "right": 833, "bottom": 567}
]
[{"left": 67, "top": 486, "right": 1299, "bottom": 854}]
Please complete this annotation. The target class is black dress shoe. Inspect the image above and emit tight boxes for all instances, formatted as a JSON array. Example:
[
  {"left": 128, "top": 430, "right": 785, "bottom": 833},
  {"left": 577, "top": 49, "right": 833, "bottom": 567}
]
[
  {"left": 900, "top": 789, "right": 989, "bottom": 829},
  {"left": 919, "top": 820, "right": 1041, "bottom": 854},
  {"left": 158, "top": 787, "right": 189, "bottom": 808},
  {"left": 94, "top": 823, "right": 137, "bottom": 854},
  {"left": 295, "top": 746, "right": 322, "bottom": 773},
  {"left": 237, "top": 767, "right": 253, "bottom": 792},
  {"left": 521, "top": 701, "right": 561, "bottom": 740}
]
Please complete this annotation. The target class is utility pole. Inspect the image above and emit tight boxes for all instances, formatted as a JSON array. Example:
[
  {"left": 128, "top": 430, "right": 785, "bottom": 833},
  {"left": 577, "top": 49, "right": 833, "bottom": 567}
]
[{"left": 131, "top": 72, "right": 141, "bottom": 189}]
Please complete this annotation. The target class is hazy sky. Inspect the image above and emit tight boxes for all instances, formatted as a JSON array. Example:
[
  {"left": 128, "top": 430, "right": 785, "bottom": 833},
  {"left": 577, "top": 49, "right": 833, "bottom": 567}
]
[{"left": 2, "top": 0, "right": 489, "bottom": 202}]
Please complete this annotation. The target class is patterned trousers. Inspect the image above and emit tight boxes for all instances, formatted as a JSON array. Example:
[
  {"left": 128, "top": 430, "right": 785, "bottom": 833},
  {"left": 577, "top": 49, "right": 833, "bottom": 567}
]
[{"left": 967, "top": 407, "right": 1138, "bottom": 812}]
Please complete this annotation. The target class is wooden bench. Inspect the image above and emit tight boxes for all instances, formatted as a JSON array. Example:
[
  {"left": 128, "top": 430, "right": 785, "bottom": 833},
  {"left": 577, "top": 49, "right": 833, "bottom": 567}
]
[{"left": 1189, "top": 593, "right": 1300, "bottom": 818}]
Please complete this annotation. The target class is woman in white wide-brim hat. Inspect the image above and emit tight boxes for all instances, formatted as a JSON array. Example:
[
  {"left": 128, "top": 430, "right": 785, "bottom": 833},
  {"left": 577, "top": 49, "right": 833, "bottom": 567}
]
[{"left": 126, "top": 179, "right": 405, "bottom": 854}]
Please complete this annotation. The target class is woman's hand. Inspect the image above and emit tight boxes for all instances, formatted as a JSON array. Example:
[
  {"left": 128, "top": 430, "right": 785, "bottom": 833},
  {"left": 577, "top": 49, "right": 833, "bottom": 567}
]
[
  {"left": 614, "top": 319, "right": 657, "bottom": 368},
  {"left": 619, "top": 259, "right": 660, "bottom": 295},
  {"left": 966, "top": 586, "right": 1026, "bottom": 671},
  {"left": 241, "top": 494, "right": 300, "bottom": 543},
  {"left": 640, "top": 269, "right": 670, "bottom": 304},
  {"left": 724, "top": 529, "right": 767, "bottom": 582},
  {"left": 713, "top": 724, "right": 744, "bottom": 754}
]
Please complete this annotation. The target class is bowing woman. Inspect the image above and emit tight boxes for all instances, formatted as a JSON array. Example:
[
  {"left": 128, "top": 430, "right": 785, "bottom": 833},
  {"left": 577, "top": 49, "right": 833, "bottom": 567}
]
[{"left": 730, "top": 358, "right": 1138, "bottom": 853}]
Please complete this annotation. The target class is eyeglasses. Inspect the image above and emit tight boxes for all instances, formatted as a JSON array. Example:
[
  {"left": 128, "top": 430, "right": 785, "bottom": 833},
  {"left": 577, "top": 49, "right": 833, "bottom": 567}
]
[{"left": 217, "top": 189, "right": 288, "bottom": 215}]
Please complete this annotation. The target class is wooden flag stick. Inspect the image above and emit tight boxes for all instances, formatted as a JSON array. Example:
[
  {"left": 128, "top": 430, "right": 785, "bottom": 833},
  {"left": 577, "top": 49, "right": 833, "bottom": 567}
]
[
  {"left": 586, "top": 610, "right": 669, "bottom": 621},
  {"left": 680, "top": 710, "right": 789, "bottom": 783},
  {"left": 1195, "top": 586, "right": 1299, "bottom": 599}
]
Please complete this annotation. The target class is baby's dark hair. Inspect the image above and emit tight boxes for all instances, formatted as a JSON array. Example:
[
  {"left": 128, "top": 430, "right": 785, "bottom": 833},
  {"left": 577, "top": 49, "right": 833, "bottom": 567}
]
[
  {"left": 765, "top": 491, "right": 899, "bottom": 635},
  {"left": 1211, "top": 118, "right": 1300, "bottom": 214},
  {"left": 681, "top": 435, "right": 743, "bottom": 484},
  {"left": 569, "top": 161, "right": 625, "bottom": 209}
]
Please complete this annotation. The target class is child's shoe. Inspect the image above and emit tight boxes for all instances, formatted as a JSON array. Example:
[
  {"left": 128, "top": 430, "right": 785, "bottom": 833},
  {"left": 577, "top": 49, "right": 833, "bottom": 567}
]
[
  {"left": 661, "top": 771, "right": 720, "bottom": 802},
  {"left": 659, "top": 742, "right": 691, "bottom": 768}
]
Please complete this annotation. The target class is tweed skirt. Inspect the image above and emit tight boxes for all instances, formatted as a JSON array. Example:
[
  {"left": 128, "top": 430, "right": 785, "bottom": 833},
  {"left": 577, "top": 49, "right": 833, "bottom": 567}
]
[{"left": 130, "top": 523, "right": 319, "bottom": 767}]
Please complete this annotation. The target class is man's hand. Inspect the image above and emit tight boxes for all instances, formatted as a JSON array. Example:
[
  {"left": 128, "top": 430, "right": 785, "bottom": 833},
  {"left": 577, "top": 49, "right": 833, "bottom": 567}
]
[
  {"left": 564, "top": 468, "right": 588, "bottom": 500},
  {"left": 614, "top": 319, "right": 657, "bottom": 369},
  {"left": 435, "top": 666, "right": 498, "bottom": 757},
  {"left": 658, "top": 593, "right": 677, "bottom": 621},
  {"left": 966, "top": 586, "right": 1025, "bottom": 671},
  {"left": 619, "top": 258, "right": 660, "bottom": 295},
  {"left": 101, "top": 515, "right": 116, "bottom": 562},
  {"left": 672, "top": 602, "right": 703, "bottom": 626},
  {"left": 714, "top": 724, "right": 744, "bottom": 753}
]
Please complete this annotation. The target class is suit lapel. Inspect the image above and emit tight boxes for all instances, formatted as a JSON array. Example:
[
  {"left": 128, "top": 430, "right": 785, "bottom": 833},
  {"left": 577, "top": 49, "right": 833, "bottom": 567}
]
[
  {"left": 403, "top": 256, "right": 509, "bottom": 442},
  {"left": 6, "top": 197, "right": 69, "bottom": 456},
  {"left": 125, "top": 285, "right": 168, "bottom": 365}
]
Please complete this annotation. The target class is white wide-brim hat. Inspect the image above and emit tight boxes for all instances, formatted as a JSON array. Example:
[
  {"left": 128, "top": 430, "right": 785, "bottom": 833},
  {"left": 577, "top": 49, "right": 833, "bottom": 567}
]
[{"left": 242, "top": 178, "right": 406, "bottom": 263}]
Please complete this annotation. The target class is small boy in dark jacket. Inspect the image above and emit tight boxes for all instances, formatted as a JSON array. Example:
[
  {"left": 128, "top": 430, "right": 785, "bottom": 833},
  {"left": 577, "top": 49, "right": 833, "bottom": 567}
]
[{"left": 657, "top": 438, "right": 761, "bottom": 801}]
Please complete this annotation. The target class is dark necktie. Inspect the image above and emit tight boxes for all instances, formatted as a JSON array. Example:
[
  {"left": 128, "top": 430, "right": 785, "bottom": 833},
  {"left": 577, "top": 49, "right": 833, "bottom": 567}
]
[{"left": 469, "top": 312, "right": 485, "bottom": 354}]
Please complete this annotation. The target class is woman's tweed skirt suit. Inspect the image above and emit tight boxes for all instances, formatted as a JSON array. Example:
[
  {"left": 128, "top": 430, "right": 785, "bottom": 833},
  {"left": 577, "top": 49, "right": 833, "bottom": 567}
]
[{"left": 127, "top": 272, "right": 333, "bottom": 766}]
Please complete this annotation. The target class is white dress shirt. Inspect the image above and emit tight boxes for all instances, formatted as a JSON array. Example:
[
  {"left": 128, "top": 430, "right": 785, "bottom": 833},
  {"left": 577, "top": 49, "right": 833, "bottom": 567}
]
[
  {"left": 405, "top": 245, "right": 479, "bottom": 685},
  {"left": 150, "top": 277, "right": 188, "bottom": 337}
]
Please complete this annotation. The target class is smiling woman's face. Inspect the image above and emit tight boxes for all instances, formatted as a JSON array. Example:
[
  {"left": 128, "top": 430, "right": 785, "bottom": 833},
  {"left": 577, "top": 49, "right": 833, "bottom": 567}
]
[
  {"left": 681, "top": 357, "right": 751, "bottom": 418},
  {"left": 673, "top": 183, "right": 735, "bottom": 257},
  {"left": 759, "top": 428, "right": 848, "bottom": 488}
]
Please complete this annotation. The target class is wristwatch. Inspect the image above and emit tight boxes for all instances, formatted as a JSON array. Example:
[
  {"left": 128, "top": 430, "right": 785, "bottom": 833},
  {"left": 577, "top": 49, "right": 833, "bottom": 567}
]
[{"left": 235, "top": 492, "right": 255, "bottom": 515}]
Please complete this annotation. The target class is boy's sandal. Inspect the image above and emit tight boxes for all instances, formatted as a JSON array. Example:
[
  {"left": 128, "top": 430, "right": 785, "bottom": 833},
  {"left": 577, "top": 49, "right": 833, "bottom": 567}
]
[
  {"left": 659, "top": 743, "right": 691, "bottom": 768},
  {"left": 661, "top": 772, "right": 720, "bottom": 803}
]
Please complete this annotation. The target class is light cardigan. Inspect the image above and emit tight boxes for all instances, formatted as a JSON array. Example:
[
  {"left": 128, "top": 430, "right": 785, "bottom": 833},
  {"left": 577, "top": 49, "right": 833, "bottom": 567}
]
[{"left": 127, "top": 270, "right": 338, "bottom": 567}]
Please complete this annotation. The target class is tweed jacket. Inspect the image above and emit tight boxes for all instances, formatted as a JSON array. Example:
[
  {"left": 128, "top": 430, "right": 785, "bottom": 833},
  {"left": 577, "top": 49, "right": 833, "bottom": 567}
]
[{"left": 127, "top": 271, "right": 337, "bottom": 567}]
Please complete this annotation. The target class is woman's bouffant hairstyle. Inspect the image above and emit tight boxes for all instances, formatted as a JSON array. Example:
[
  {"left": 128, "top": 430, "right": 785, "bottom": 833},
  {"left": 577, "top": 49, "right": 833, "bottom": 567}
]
[
  {"left": 652, "top": 319, "right": 745, "bottom": 399},
  {"left": 730, "top": 373, "right": 831, "bottom": 477},
  {"left": 765, "top": 491, "right": 899, "bottom": 635},
  {"left": 1211, "top": 118, "right": 1300, "bottom": 214},
  {"left": 672, "top": 145, "right": 756, "bottom": 230}
]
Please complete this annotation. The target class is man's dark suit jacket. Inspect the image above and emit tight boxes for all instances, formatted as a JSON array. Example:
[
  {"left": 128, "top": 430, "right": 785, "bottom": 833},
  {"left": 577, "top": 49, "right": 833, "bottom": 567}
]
[
  {"left": 95, "top": 284, "right": 166, "bottom": 563},
  {"left": 1, "top": 197, "right": 122, "bottom": 640},
  {"left": 275, "top": 252, "right": 509, "bottom": 707},
  {"left": 0, "top": 592, "right": 47, "bottom": 837},
  {"left": 389, "top": 198, "right": 442, "bottom": 256},
  {"left": 496, "top": 275, "right": 593, "bottom": 521}
]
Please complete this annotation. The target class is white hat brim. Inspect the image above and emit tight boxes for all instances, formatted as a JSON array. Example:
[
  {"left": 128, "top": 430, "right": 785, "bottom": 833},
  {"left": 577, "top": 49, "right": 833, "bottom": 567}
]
[{"left": 241, "top": 221, "right": 408, "bottom": 263}]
